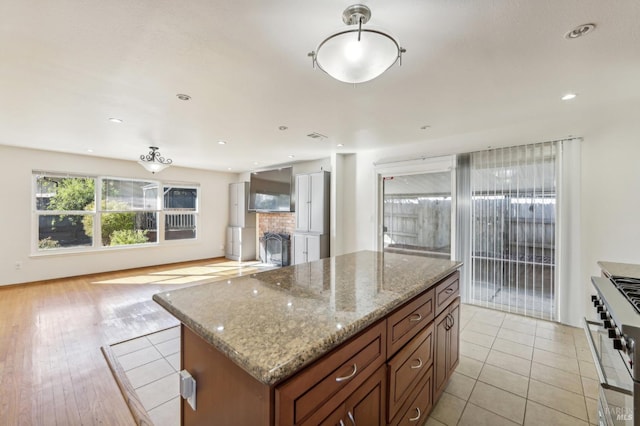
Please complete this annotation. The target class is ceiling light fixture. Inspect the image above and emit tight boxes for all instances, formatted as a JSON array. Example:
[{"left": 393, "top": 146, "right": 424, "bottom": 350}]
[
  {"left": 176, "top": 93, "right": 191, "bottom": 101},
  {"left": 337, "top": 143, "right": 344, "bottom": 147},
  {"left": 308, "top": 4, "right": 405, "bottom": 84},
  {"left": 561, "top": 93, "right": 577, "bottom": 101},
  {"left": 218, "top": 140, "right": 227, "bottom": 145},
  {"left": 138, "top": 146, "right": 173, "bottom": 174},
  {"left": 565, "top": 23, "right": 596, "bottom": 40},
  {"left": 108, "top": 118, "right": 123, "bottom": 123},
  {"left": 288, "top": 155, "right": 295, "bottom": 159},
  {"left": 278, "top": 126, "right": 288, "bottom": 131}
]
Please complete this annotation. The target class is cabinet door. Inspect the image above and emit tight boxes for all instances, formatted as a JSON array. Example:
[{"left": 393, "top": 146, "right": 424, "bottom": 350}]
[
  {"left": 225, "top": 227, "right": 233, "bottom": 257},
  {"left": 293, "top": 234, "right": 307, "bottom": 265},
  {"left": 296, "top": 174, "right": 310, "bottom": 232},
  {"left": 229, "top": 183, "right": 239, "bottom": 227},
  {"left": 231, "top": 228, "right": 241, "bottom": 258},
  {"left": 309, "top": 172, "right": 325, "bottom": 233},
  {"left": 433, "top": 307, "right": 449, "bottom": 401},
  {"left": 346, "top": 365, "right": 386, "bottom": 426},
  {"left": 306, "top": 235, "right": 321, "bottom": 262},
  {"left": 447, "top": 298, "right": 460, "bottom": 377},
  {"left": 433, "top": 297, "right": 461, "bottom": 402}
]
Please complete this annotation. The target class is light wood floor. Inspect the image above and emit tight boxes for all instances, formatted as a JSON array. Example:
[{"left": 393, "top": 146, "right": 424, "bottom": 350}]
[{"left": 0, "top": 258, "right": 230, "bottom": 426}]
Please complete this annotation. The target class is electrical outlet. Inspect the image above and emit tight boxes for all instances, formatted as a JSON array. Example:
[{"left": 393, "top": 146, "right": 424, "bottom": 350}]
[{"left": 15, "top": 261, "right": 22, "bottom": 270}]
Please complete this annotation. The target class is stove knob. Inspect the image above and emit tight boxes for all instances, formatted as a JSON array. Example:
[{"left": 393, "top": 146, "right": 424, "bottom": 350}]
[
  {"left": 603, "top": 319, "right": 613, "bottom": 329},
  {"left": 591, "top": 295, "right": 598, "bottom": 303},
  {"left": 608, "top": 328, "right": 619, "bottom": 338},
  {"left": 593, "top": 299, "right": 601, "bottom": 307},
  {"left": 600, "top": 311, "right": 609, "bottom": 320},
  {"left": 597, "top": 305, "right": 605, "bottom": 313},
  {"left": 613, "top": 338, "right": 626, "bottom": 351}
]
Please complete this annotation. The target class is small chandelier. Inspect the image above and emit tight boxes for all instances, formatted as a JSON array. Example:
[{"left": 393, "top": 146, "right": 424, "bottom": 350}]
[
  {"left": 138, "top": 146, "right": 172, "bottom": 174},
  {"left": 308, "top": 4, "right": 405, "bottom": 84}
]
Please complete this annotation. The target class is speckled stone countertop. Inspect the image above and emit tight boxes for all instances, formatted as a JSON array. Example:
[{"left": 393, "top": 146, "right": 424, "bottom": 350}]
[
  {"left": 598, "top": 261, "right": 640, "bottom": 279},
  {"left": 153, "top": 250, "right": 461, "bottom": 385}
]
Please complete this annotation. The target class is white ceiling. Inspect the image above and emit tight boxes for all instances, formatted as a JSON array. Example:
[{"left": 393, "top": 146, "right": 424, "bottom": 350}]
[{"left": 2, "top": 0, "right": 639, "bottom": 172}]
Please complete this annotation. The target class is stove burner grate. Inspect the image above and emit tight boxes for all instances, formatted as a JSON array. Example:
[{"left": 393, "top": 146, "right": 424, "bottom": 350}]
[{"left": 612, "top": 276, "right": 640, "bottom": 314}]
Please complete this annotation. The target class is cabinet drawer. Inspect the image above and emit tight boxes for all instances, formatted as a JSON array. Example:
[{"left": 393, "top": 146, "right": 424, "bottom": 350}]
[
  {"left": 390, "top": 364, "right": 433, "bottom": 426},
  {"left": 387, "top": 323, "right": 434, "bottom": 421},
  {"left": 387, "top": 288, "right": 434, "bottom": 356},
  {"left": 435, "top": 271, "right": 459, "bottom": 316},
  {"left": 275, "top": 321, "right": 386, "bottom": 425}
]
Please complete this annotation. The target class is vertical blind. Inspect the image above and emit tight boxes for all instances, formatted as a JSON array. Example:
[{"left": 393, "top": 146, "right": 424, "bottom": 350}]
[{"left": 468, "top": 142, "right": 557, "bottom": 320}]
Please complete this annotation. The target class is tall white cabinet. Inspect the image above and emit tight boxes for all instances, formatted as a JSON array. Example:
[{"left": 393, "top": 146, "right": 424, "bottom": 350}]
[
  {"left": 293, "top": 171, "right": 330, "bottom": 265},
  {"left": 226, "top": 182, "right": 256, "bottom": 261}
]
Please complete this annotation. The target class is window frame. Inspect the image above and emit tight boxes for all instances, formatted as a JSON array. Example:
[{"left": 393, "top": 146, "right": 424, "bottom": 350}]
[{"left": 32, "top": 172, "right": 200, "bottom": 254}]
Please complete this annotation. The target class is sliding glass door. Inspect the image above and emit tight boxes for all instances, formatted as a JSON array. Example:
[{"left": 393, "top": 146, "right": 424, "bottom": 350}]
[
  {"left": 382, "top": 171, "right": 453, "bottom": 259},
  {"left": 468, "top": 142, "right": 557, "bottom": 320}
]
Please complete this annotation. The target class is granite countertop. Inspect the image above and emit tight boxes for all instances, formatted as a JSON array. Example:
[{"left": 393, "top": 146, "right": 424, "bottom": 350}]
[
  {"left": 153, "top": 250, "right": 462, "bottom": 385},
  {"left": 598, "top": 261, "right": 640, "bottom": 279}
]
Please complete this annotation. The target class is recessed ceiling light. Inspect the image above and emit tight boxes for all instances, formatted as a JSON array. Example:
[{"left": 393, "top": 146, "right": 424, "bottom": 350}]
[
  {"left": 87, "top": 148, "right": 94, "bottom": 153},
  {"left": 561, "top": 93, "right": 577, "bottom": 101},
  {"left": 176, "top": 93, "right": 191, "bottom": 101},
  {"left": 337, "top": 143, "right": 344, "bottom": 147},
  {"left": 253, "top": 161, "right": 259, "bottom": 166},
  {"left": 565, "top": 23, "right": 596, "bottom": 40},
  {"left": 420, "top": 125, "right": 431, "bottom": 130},
  {"left": 108, "top": 118, "right": 123, "bottom": 123},
  {"left": 278, "top": 126, "right": 288, "bottom": 131},
  {"left": 227, "top": 167, "right": 232, "bottom": 171},
  {"left": 288, "top": 155, "right": 295, "bottom": 159},
  {"left": 218, "top": 140, "right": 227, "bottom": 145}
]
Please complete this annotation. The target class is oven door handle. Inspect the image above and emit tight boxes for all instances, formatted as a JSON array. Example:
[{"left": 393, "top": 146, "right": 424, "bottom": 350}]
[{"left": 583, "top": 318, "right": 633, "bottom": 396}]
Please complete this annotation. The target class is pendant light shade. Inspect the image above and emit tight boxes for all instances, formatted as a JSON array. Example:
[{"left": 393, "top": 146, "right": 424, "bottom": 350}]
[
  {"left": 138, "top": 146, "right": 172, "bottom": 174},
  {"left": 309, "top": 4, "right": 405, "bottom": 84}
]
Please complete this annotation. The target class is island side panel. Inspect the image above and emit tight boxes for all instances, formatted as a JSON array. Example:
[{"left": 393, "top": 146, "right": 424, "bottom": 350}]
[{"left": 181, "top": 324, "right": 274, "bottom": 426}]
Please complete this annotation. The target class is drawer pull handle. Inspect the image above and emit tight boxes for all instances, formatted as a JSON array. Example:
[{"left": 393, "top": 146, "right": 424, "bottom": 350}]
[
  {"left": 347, "top": 411, "right": 356, "bottom": 425},
  {"left": 409, "top": 407, "right": 421, "bottom": 422},
  {"left": 444, "top": 287, "right": 455, "bottom": 294},
  {"left": 410, "top": 358, "right": 423, "bottom": 369},
  {"left": 409, "top": 313, "right": 422, "bottom": 322},
  {"left": 336, "top": 364, "right": 357, "bottom": 382},
  {"left": 339, "top": 421, "right": 345, "bottom": 426}
]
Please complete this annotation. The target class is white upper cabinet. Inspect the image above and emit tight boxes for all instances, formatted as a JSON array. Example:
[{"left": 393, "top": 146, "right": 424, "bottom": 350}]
[
  {"left": 229, "top": 182, "right": 255, "bottom": 228},
  {"left": 295, "top": 171, "right": 330, "bottom": 234}
]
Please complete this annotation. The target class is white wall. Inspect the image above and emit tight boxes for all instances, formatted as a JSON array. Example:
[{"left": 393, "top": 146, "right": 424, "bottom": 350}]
[
  {"left": 0, "top": 145, "right": 236, "bottom": 286},
  {"left": 338, "top": 112, "right": 640, "bottom": 326}
]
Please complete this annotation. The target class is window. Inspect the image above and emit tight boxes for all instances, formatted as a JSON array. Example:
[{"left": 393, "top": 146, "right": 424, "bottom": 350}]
[
  {"left": 35, "top": 174, "right": 96, "bottom": 250},
  {"left": 33, "top": 172, "right": 199, "bottom": 252},
  {"left": 164, "top": 186, "right": 197, "bottom": 240}
]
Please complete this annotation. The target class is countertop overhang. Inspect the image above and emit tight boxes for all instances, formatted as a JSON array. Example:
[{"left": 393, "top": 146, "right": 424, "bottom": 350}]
[{"left": 153, "top": 250, "right": 462, "bottom": 385}]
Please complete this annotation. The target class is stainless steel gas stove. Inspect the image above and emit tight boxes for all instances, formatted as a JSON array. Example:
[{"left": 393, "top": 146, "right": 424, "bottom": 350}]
[{"left": 587, "top": 271, "right": 640, "bottom": 426}]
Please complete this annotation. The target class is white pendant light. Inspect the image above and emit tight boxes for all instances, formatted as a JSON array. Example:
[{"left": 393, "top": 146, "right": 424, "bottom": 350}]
[
  {"left": 309, "top": 4, "right": 405, "bottom": 84},
  {"left": 138, "top": 146, "right": 172, "bottom": 174}
]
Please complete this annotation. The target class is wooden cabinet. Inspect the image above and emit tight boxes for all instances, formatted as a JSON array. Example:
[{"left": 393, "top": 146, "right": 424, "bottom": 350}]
[
  {"left": 386, "top": 288, "right": 434, "bottom": 356},
  {"left": 433, "top": 296, "right": 460, "bottom": 402},
  {"left": 295, "top": 171, "right": 330, "bottom": 234},
  {"left": 229, "top": 182, "right": 255, "bottom": 228},
  {"left": 226, "top": 226, "right": 256, "bottom": 261},
  {"left": 276, "top": 321, "right": 386, "bottom": 425},
  {"left": 179, "top": 270, "right": 460, "bottom": 426},
  {"left": 292, "top": 233, "right": 329, "bottom": 265},
  {"left": 387, "top": 324, "right": 434, "bottom": 420},
  {"left": 308, "top": 365, "right": 386, "bottom": 426}
]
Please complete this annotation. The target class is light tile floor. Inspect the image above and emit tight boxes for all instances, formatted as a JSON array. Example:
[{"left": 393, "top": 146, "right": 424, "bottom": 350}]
[
  {"left": 427, "top": 303, "right": 598, "bottom": 426},
  {"left": 111, "top": 327, "right": 181, "bottom": 426},
  {"left": 111, "top": 304, "right": 599, "bottom": 426}
]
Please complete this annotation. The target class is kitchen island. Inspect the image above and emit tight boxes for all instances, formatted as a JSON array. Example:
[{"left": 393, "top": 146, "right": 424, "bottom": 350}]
[{"left": 153, "top": 250, "right": 462, "bottom": 425}]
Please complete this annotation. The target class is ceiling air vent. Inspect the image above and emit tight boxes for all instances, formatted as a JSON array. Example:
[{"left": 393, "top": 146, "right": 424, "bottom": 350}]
[{"left": 307, "top": 132, "right": 328, "bottom": 140}]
